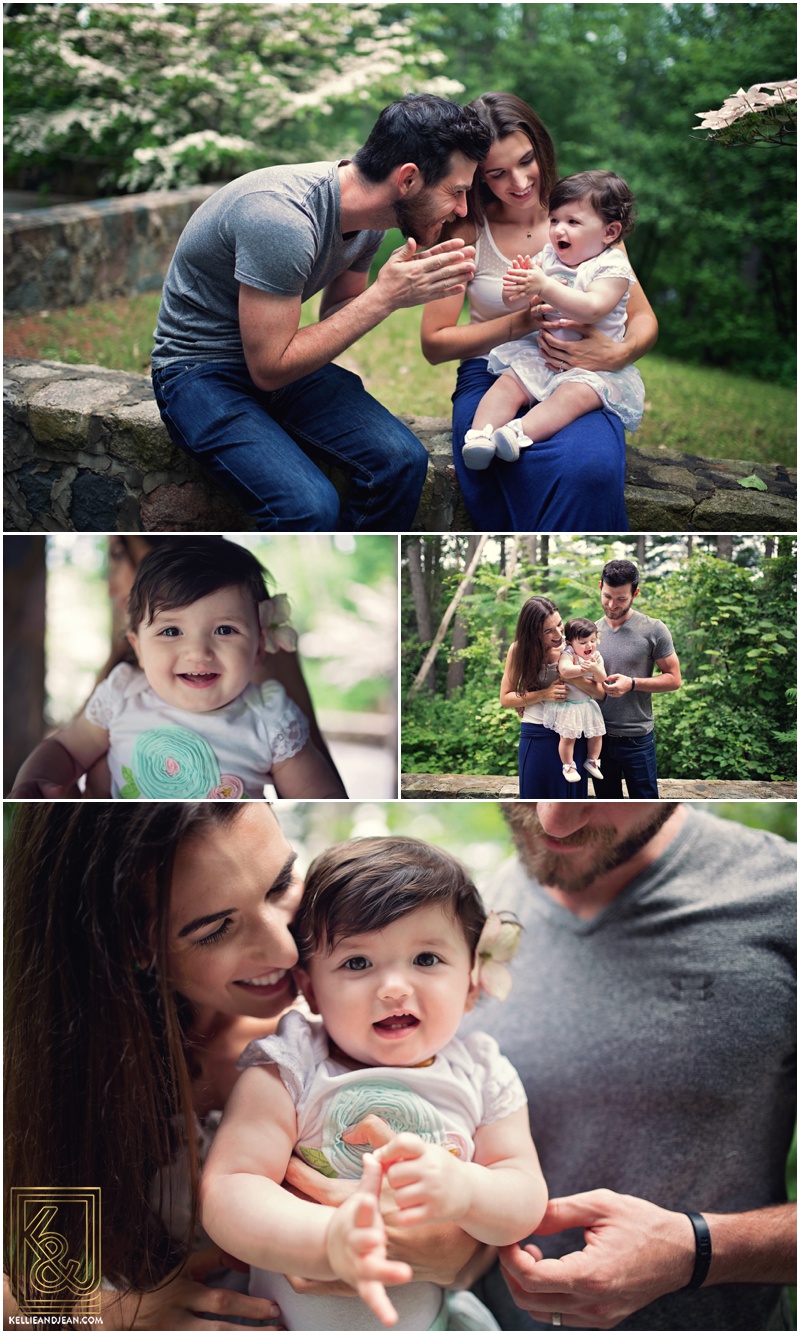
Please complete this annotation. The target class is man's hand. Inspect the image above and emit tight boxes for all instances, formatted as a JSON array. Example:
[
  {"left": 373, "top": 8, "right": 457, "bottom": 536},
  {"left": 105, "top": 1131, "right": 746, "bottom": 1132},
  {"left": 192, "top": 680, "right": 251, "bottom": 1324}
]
[
  {"left": 498, "top": 1190, "right": 695, "bottom": 1329},
  {"left": 373, "top": 238, "right": 476, "bottom": 311},
  {"left": 325, "top": 1154, "right": 413, "bottom": 1327},
  {"left": 374, "top": 1133, "right": 471, "bottom": 1227},
  {"left": 602, "top": 673, "right": 633, "bottom": 698}
]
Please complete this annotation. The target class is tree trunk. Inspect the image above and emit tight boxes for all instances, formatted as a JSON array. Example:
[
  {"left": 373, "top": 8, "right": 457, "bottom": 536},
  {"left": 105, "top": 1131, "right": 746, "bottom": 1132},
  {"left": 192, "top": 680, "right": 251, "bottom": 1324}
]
[
  {"left": 407, "top": 539, "right": 434, "bottom": 693},
  {"left": 539, "top": 535, "right": 550, "bottom": 570},
  {"left": 410, "top": 536, "right": 489, "bottom": 694},
  {"left": 446, "top": 536, "right": 480, "bottom": 696},
  {"left": 636, "top": 534, "right": 646, "bottom": 563},
  {"left": 716, "top": 535, "right": 734, "bottom": 561},
  {"left": 765, "top": 537, "right": 775, "bottom": 559}
]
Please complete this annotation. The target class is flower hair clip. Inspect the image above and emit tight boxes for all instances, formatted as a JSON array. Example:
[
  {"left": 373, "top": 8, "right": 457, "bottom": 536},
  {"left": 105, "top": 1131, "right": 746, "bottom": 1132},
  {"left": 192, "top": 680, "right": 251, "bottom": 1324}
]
[
  {"left": 258, "top": 595, "right": 298, "bottom": 654},
  {"left": 472, "top": 911, "right": 522, "bottom": 1002}
]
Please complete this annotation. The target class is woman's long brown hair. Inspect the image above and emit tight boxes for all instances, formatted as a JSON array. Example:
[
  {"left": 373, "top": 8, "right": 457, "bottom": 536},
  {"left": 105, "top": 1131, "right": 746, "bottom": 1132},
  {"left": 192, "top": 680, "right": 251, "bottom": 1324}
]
[
  {"left": 3, "top": 803, "right": 247, "bottom": 1310},
  {"left": 508, "top": 596, "right": 561, "bottom": 695}
]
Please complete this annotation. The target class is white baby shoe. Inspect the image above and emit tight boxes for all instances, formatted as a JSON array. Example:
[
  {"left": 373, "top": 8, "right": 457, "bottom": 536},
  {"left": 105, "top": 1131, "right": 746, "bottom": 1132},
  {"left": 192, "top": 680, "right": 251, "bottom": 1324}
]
[
  {"left": 492, "top": 419, "right": 533, "bottom": 462},
  {"left": 462, "top": 424, "right": 497, "bottom": 470}
]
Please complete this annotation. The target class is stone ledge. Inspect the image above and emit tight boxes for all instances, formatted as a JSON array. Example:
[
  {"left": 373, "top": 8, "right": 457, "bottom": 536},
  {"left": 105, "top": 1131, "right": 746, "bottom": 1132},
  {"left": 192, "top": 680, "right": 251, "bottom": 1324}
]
[
  {"left": 4, "top": 185, "right": 219, "bottom": 311},
  {"left": 400, "top": 773, "right": 797, "bottom": 800},
  {"left": 4, "top": 359, "right": 796, "bottom": 532}
]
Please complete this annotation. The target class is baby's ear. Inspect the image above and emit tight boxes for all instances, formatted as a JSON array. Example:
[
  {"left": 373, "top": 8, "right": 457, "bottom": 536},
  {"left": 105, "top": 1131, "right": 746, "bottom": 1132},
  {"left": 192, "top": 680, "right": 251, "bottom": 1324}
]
[
  {"left": 605, "top": 220, "right": 623, "bottom": 245},
  {"left": 126, "top": 630, "right": 143, "bottom": 668},
  {"left": 464, "top": 972, "right": 482, "bottom": 1015},
  {"left": 294, "top": 966, "right": 319, "bottom": 1014}
]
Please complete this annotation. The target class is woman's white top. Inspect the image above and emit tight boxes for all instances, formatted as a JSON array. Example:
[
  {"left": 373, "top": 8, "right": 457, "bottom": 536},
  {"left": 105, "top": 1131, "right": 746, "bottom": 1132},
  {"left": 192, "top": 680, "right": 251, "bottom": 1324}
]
[
  {"left": 238, "top": 1010, "right": 527, "bottom": 1331},
  {"left": 85, "top": 661, "right": 308, "bottom": 799},
  {"left": 465, "top": 220, "right": 515, "bottom": 330}
]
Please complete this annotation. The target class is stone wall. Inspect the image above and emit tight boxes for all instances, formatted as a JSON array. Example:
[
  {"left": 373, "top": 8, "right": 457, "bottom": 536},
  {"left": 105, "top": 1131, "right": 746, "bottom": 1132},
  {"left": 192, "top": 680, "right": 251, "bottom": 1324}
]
[
  {"left": 4, "top": 357, "right": 796, "bottom": 532},
  {"left": 4, "top": 185, "right": 218, "bottom": 312},
  {"left": 401, "top": 774, "right": 797, "bottom": 800}
]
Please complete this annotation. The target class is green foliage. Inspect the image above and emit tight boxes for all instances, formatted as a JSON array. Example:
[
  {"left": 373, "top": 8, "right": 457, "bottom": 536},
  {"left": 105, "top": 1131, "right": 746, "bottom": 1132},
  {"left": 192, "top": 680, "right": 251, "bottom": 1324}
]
[
  {"left": 4, "top": 3, "right": 457, "bottom": 192},
  {"left": 645, "top": 545, "right": 797, "bottom": 780}
]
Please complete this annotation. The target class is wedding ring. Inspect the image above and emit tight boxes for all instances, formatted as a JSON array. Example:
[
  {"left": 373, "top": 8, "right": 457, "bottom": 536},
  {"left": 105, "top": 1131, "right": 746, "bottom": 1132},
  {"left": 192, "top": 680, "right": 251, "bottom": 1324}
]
[
  {"left": 560, "top": 361, "right": 565, "bottom": 372},
  {"left": 552, "top": 1317, "right": 562, "bottom": 1328}
]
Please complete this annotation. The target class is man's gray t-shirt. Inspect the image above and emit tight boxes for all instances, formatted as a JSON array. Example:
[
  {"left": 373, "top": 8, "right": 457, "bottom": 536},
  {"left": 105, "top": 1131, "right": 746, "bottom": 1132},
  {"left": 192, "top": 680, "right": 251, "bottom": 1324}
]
[
  {"left": 595, "top": 609, "right": 674, "bottom": 736},
  {"left": 152, "top": 162, "right": 384, "bottom": 367},
  {"left": 462, "top": 807, "right": 796, "bottom": 1331}
]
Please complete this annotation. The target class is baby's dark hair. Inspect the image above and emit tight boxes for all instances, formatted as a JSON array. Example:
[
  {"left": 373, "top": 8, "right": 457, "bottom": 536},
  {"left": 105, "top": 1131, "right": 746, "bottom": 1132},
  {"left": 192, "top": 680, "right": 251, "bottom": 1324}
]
[
  {"left": 549, "top": 170, "right": 636, "bottom": 239},
  {"left": 293, "top": 837, "right": 487, "bottom": 964},
  {"left": 564, "top": 617, "right": 600, "bottom": 644},
  {"left": 127, "top": 538, "right": 270, "bottom": 629}
]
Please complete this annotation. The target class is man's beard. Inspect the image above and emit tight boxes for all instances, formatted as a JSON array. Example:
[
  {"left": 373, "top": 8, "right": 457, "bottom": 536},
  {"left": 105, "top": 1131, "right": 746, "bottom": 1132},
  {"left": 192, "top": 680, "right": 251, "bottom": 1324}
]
[
  {"left": 503, "top": 804, "right": 679, "bottom": 892},
  {"left": 393, "top": 195, "right": 444, "bottom": 243}
]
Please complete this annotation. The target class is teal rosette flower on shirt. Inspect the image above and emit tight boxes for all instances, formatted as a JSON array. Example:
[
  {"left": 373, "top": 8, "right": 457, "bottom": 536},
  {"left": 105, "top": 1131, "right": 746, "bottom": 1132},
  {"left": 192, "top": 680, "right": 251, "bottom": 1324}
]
[
  {"left": 128, "top": 725, "right": 222, "bottom": 799},
  {"left": 318, "top": 1079, "right": 451, "bottom": 1178}
]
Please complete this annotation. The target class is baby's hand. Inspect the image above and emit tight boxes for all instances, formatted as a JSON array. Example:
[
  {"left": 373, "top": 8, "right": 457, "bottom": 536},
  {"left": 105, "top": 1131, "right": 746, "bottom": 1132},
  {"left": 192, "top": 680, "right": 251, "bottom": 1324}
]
[
  {"left": 373, "top": 1133, "right": 472, "bottom": 1227},
  {"left": 325, "top": 1153, "right": 412, "bottom": 1326}
]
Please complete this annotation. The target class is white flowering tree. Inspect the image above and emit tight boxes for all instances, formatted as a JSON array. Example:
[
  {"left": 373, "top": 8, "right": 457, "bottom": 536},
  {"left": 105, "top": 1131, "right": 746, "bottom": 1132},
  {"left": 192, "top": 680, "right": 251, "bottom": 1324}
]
[
  {"left": 693, "top": 79, "right": 796, "bottom": 148},
  {"left": 4, "top": 2, "right": 462, "bottom": 193}
]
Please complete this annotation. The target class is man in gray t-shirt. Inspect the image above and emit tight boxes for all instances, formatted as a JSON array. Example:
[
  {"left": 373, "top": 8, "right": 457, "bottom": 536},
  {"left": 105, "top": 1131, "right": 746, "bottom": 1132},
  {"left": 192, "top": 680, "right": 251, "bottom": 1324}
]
[
  {"left": 150, "top": 95, "right": 491, "bottom": 532},
  {"left": 465, "top": 801, "right": 796, "bottom": 1331},
  {"left": 594, "top": 558, "right": 681, "bottom": 798}
]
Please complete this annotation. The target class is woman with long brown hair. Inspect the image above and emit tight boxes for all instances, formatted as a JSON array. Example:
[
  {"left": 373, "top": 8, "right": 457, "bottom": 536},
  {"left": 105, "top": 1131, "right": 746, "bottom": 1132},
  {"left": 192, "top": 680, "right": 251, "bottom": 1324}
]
[
  {"left": 500, "top": 596, "right": 606, "bottom": 797},
  {"left": 422, "top": 92, "right": 657, "bottom": 531},
  {"left": 3, "top": 803, "right": 477, "bottom": 1327}
]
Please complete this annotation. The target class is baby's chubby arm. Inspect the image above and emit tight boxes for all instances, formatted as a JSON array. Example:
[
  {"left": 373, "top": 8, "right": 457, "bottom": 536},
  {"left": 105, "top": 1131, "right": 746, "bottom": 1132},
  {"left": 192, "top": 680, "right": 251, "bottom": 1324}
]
[
  {"left": 271, "top": 739, "right": 347, "bottom": 799},
  {"left": 373, "top": 1107, "right": 547, "bottom": 1246},
  {"left": 8, "top": 714, "right": 109, "bottom": 798},
  {"left": 200, "top": 1066, "right": 411, "bottom": 1322}
]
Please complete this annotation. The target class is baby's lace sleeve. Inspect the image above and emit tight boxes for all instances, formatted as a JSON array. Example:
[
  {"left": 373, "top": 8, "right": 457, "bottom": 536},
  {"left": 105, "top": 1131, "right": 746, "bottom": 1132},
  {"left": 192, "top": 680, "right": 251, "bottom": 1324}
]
[
  {"left": 464, "top": 1030, "right": 528, "bottom": 1126},
  {"left": 84, "top": 662, "right": 138, "bottom": 730},
  {"left": 257, "top": 681, "right": 310, "bottom": 765},
  {"left": 588, "top": 252, "right": 636, "bottom": 285}
]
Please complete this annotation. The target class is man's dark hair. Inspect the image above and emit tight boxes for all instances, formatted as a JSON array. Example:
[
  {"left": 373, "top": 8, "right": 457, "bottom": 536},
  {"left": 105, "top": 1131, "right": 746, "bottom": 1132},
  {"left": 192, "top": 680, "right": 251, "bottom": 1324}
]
[
  {"left": 600, "top": 559, "right": 640, "bottom": 592},
  {"left": 549, "top": 170, "right": 636, "bottom": 239},
  {"left": 128, "top": 539, "right": 270, "bottom": 629},
  {"left": 352, "top": 94, "right": 491, "bottom": 186},
  {"left": 293, "top": 836, "right": 487, "bottom": 963}
]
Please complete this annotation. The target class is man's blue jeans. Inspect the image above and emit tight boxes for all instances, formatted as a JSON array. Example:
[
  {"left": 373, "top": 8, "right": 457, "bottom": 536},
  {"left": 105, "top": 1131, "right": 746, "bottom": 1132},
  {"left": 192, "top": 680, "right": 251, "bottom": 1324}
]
[
  {"left": 152, "top": 360, "right": 428, "bottom": 531},
  {"left": 600, "top": 731, "right": 659, "bottom": 798}
]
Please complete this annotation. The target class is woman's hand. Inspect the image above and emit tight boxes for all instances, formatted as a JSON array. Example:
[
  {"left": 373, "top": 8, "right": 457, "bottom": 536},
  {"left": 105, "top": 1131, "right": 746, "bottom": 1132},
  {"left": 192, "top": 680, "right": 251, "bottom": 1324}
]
[
  {"left": 325, "top": 1153, "right": 413, "bottom": 1326},
  {"left": 541, "top": 680, "right": 569, "bottom": 703},
  {"left": 100, "top": 1247, "right": 284, "bottom": 1330},
  {"left": 539, "top": 320, "right": 631, "bottom": 374}
]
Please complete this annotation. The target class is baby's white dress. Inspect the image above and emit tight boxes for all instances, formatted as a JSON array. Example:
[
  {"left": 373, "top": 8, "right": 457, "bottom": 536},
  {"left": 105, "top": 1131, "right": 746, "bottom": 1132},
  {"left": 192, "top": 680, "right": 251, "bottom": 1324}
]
[
  {"left": 542, "top": 647, "right": 607, "bottom": 740},
  {"left": 85, "top": 661, "right": 308, "bottom": 798},
  {"left": 487, "top": 242, "right": 646, "bottom": 432}
]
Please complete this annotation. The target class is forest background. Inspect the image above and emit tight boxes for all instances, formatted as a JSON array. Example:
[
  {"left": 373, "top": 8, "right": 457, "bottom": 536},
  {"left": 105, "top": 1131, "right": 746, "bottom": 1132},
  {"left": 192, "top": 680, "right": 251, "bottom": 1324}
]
[
  {"left": 4, "top": 1, "right": 796, "bottom": 395},
  {"left": 401, "top": 533, "right": 797, "bottom": 783}
]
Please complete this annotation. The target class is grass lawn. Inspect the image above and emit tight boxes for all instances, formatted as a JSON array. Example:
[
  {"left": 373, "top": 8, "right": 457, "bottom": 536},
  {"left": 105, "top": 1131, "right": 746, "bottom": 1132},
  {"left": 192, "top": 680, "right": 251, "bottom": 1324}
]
[{"left": 4, "top": 293, "right": 795, "bottom": 466}]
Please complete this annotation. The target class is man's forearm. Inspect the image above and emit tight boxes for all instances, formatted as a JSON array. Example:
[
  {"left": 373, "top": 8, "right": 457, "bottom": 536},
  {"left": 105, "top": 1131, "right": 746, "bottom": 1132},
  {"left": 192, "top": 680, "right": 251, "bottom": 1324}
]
[
  {"left": 261, "top": 285, "right": 393, "bottom": 390},
  {"left": 633, "top": 672, "right": 681, "bottom": 693},
  {"left": 705, "top": 1203, "right": 796, "bottom": 1285}
]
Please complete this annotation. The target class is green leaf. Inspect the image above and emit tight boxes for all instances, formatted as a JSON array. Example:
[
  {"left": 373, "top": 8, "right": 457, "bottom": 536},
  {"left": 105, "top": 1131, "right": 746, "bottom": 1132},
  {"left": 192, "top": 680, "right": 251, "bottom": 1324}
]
[{"left": 737, "top": 474, "right": 768, "bottom": 491}]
